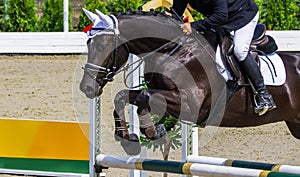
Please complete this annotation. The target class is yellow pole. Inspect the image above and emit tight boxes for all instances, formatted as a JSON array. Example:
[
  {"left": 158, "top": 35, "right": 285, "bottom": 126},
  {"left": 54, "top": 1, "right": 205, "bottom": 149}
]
[{"left": 142, "top": 0, "right": 194, "bottom": 22}]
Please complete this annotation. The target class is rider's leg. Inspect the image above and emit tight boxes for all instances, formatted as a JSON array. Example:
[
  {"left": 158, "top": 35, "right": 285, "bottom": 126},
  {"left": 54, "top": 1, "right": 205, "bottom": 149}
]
[
  {"left": 240, "top": 53, "right": 277, "bottom": 115},
  {"left": 233, "top": 12, "right": 276, "bottom": 116}
]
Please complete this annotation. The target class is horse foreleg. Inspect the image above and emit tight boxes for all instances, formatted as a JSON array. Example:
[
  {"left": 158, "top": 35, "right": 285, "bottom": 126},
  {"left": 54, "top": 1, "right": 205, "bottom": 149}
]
[
  {"left": 113, "top": 89, "right": 141, "bottom": 139},
  {"left": 136, "top": 108, "right": 167, "bottom": 142},
  {"left": 134, "top": 89, "right": 184, "bottom": 141},
  {"left": 113, "top": 89, "right": 141, "bottom": 155},
  {"left": 138, "top": 108, "right": 156, "bottom": 138}
]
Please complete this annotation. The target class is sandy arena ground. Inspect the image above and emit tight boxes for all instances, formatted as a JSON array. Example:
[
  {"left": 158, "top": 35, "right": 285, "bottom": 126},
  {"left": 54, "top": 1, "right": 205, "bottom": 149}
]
[{"left": 0, "top": 55, "right": 299, "bottom": 177}]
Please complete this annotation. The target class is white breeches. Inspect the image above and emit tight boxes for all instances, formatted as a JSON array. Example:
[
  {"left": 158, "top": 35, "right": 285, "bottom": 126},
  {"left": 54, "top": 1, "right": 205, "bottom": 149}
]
[{"left": 233, "top": 12, "right": 259, "bottom": 61}]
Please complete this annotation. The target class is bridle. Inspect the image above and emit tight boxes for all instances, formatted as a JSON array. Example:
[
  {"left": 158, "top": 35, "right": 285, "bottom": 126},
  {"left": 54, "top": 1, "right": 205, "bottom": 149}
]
[
  {"left": 82, "top": 14, "right": 188, "bottom": 90},
  {"left": 82, "top": 15, "right": 128, "bottom": 87}
]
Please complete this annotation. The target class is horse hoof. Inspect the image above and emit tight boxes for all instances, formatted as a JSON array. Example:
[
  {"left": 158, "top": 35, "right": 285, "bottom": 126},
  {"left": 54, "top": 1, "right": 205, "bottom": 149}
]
[
  {"left": 114, "top": 133, "right": 126, "bottom": 142},
  {"left": 120, "top": 134, "right": 141, "bottom": 155},
  {"left": 129, "top": 133, "right": 140, "bottom": 142},
  {"left": 114, "top": 131, "right": 135, "bottom": 142}
]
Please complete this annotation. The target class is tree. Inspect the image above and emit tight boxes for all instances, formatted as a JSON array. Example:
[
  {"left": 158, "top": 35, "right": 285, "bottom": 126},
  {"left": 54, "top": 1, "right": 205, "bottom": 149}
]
[
  {"left": 255, "top": 0, "right": 299, "bottom": 30},
  {"left": 39, "top": 0, "right": 73, "bottom": 32},
  {"left": 3, "top": 0, "right": 38, "bottom": 32},
  {"left": 295, "top": 0, "right": 300, "bottom": 23},
  {"left": 107, "top": 0, "right": 143, "bottom": 13},
  {"left": 0, "top": 0, "right": 4, "bottom": 31},
  {"left": 77, "top": 0, "right": 108, "bottom": 31}
]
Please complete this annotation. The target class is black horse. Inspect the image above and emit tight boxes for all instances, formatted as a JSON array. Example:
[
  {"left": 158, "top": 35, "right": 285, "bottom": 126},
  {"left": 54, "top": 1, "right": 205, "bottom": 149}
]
[{"left": 80, "top": 9, "right": 300, "bottom": 155}]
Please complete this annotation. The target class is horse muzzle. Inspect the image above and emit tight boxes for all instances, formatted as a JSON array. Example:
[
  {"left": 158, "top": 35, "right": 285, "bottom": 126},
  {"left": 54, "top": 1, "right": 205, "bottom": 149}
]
[{"left": 80, "top": 81, "right": 104, "bottom": 99}]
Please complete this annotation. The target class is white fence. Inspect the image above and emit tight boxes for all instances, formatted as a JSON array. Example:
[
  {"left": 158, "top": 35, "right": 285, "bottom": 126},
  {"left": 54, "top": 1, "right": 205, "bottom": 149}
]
[
  {"left": 0, "top": 32, "right": 87, "bottom": 54},
  {"left": 0, "top": 31, "right": 299, "bottom": 54},
  {"left": 266, "top": 31, "right": 300, "bottom": 52}
]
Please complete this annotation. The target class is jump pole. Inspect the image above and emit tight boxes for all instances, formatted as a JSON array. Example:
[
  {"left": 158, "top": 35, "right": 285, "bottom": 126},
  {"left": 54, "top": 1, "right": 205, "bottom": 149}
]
[
  {"left": 90, "top": 97, "right": 106, "bottom": 177},
  {"left": 95, "top": 154, "right": 300, "bottom": 177},
  {"left": 181, "top": 123, "right": 198, "bottom": 177},
  {"left": 181, "top": 123, "right": 198, "bottom": 161},
  {"left": 129, "top": 54, "right": 147, "bottom": 177},
  {"left": 186, "top": 155, "right": 300, "bottom": 175}
]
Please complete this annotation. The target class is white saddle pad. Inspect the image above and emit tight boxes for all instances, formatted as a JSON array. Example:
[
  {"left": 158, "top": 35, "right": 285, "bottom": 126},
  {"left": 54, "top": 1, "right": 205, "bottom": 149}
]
[
  {"left": 215, "top": 46, "right": 286, "bottom": 86},
  {"left": 259, "top": 53, "right": 286, "bottom": 86}
]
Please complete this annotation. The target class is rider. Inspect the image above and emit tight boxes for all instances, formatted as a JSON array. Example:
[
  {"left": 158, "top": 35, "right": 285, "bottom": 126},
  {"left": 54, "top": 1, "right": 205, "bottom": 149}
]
[{"left": 170, "top": 0, "right": 276, "bottom": 116}]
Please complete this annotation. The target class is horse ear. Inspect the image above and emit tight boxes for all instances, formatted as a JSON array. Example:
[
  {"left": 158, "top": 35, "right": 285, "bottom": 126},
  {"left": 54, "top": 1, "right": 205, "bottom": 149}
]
[
  {"left": 95, "top": 9, "right": 113, "bottom": 27},
  {"left": 82, "top": 8, "right": 99, "bottom": 23}
]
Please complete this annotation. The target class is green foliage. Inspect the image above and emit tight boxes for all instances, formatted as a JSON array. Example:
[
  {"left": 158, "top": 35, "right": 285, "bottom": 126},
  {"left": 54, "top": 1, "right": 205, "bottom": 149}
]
[
  {"left": 254, "top": 0, "right": 300, "bottom": 30},
  {"left": 254, "top": 0, "right": 267, "bottom": 24},
  {"left": 185, "top": 0, "right": 300, "bottom": 30},
  {"left": 39, "top": 0, "right": 73, "bottom": 32},
  {"left": 0, "top": 0, "right": 4, "bottom": 31},
  {"left": 190, "top": 10, "right": 204, "bottom": 21},
  {"left": 78, "top": 0, "right": 108, "bottom": 31},
  {"left": 297, "top": 1, "right": 300, "bottom": 13},
  {"left": 3, "top": 0, "right": 38, "bottom": 32},
  {"left": 107, "top": 0, "right": 143, "bottom": 13},
  {"left": 156, "top": 115, "right": 178, "bottom": 131},
  {"left": 140, "top": 118, "right": 182, "bottom": 152},
  {"left": 296, "top": 0, "right": 300, "bottom": 22}
]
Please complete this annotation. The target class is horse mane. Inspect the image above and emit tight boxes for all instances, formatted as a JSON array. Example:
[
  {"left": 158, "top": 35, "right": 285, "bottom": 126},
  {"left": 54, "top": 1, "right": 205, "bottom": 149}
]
[
  {"left": 115, "top": 7, "right": 167, "bottom": 16},
  {"left": 115, "top": 8, "right": 217, "bottom": 48},
  {"left": 115, "top": 8, "right": 180, "bottom": 23}
]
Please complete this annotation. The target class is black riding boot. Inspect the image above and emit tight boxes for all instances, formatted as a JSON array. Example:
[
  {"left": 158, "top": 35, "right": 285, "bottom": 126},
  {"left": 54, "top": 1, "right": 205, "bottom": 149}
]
[{"left": 240, "top": 53, "right": 277, "bottom": 116}]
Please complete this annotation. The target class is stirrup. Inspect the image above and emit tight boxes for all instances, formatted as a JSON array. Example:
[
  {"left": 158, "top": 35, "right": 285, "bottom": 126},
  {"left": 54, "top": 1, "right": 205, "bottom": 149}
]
[
  {"left": 254, "top": 106, "right": 269, "bottom": 116},
  {"left": 253, "top": 93, "right": 277, "bottom": 116}
]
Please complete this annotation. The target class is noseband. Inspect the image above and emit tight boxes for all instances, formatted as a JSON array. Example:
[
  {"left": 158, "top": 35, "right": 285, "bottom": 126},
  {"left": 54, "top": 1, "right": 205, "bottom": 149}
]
[{"left": 82, "top": 62, "right": 114, "bottom": 84}]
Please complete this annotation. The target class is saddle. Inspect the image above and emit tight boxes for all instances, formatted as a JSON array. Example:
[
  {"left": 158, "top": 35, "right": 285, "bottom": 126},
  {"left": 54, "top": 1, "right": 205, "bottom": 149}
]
[{"left": 219, "top": 24, "right": 278, "bottom": 86}]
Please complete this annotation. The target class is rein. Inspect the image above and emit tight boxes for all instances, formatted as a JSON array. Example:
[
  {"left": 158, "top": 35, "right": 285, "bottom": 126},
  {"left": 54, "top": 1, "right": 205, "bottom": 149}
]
[
  {"left": 82, "top": 14, "right": 188, "bottom": 90},
  {"left": 123, "top": 33, "right": 187, "bottom": 89}
]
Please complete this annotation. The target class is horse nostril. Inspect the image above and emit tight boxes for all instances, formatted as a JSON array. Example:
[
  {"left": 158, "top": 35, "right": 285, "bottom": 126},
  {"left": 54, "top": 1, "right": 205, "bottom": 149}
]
[
  {"left": 80, "top": 83, "right": 87, "bottom": 92},
  {"left": 85, "top": 86, "right": 95, "bottom": 93}
]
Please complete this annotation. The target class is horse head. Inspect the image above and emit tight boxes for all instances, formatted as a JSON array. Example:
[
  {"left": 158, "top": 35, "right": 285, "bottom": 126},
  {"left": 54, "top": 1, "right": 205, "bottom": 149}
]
[
  {"left": 79, "top": 9, "right": 185, "bottom": 99},
  {"left": 80, "top": 9, "right": 130, "bottom": 98}
]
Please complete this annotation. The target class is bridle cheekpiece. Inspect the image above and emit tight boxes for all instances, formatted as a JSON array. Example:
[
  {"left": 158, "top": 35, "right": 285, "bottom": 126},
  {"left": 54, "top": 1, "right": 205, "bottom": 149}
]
[{"left": 82, "top": 13, "right": 121, "bottom": 86}]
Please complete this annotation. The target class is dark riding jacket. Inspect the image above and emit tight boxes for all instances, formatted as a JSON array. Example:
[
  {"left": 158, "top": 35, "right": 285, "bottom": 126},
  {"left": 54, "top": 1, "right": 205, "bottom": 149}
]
[{"left": 172, "top": 0, "right": 258, "bottom": 31}]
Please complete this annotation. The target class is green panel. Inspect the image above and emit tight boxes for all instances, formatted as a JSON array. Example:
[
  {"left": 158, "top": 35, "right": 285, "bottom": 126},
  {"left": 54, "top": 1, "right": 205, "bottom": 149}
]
[
  {"left": 0, "top": 157, "right": 89, "bottom": 174},
  {"left": 142, "top": 159, "right": 184, "bottom": 174},
  {"left": 267, "top": 171, "right": 300, "bottom": 177}
]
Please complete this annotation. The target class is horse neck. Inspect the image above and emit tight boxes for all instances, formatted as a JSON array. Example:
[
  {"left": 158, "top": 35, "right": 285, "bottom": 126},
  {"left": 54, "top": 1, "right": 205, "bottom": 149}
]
[{"left": 117, "top": 14, "right": 183, "bottom": 55}]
